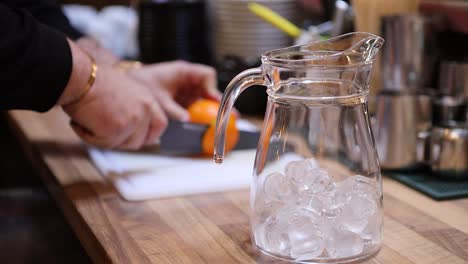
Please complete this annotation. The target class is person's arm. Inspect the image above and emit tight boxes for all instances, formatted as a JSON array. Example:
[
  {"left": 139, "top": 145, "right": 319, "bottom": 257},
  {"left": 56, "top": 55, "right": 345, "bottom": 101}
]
[
  {"left": 0, "top": 4, "right": 72, "bottom": 112},
  {"left": 2, "top": 0, "right": 83, "bottom": 40}
]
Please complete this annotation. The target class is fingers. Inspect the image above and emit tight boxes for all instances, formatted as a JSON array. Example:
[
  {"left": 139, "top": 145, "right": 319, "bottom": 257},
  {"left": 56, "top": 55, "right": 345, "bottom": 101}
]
[
  {"left": 117, "top": 115, "right": 151, "bottom": 150},
  {"left": 129, "top": 60, "right": 221, "bottom": 108},
  {"left": 154, "top": 91, "right": 190, "bottom": 121},
  {"left": 71, "top": 100, "right": 168, "bottom": 150},
  {"left": 70, "top": 121, "right": 112, "bottom": 148},
  {"left": 188, "top": 63, "right": 222, "bottom": 101},
  {"left": 144, "top": 101, "right": 168, "bottom": 145},
  {"left": 172, "top": 61, "right": 221, "bottom": 102},
  {"left": 198, "top": 66, "right": 222, "bottom": 101},
  {"left": 119, "top": 100, "right": 168, "bottom": 149},
  {"left": 71, "top": 119, "right": 136, "bottom": 149},
  {"left": 161, "top": 97, "right": 189, "bottom": 121}
]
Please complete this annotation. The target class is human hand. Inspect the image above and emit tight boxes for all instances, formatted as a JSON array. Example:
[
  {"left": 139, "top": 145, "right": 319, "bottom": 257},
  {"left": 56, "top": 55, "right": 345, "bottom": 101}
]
[
  {"left": 62, "top": 65, "right": 168, "bottom": 150},
  {"left": 127, "top": 61, "right": 221, "bottom": 121}
]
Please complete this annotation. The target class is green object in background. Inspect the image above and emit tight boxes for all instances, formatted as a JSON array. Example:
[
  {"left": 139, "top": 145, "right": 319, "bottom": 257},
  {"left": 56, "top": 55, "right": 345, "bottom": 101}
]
[{"left": 386, "top": 171, "right": 468, "bottom": 200}]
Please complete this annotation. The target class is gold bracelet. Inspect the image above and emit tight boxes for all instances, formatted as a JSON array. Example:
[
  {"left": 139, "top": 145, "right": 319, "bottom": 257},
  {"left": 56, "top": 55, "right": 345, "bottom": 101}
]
[
  {"left": 67, "top": 55, "right": 98, "bottom": 106},
  {"left": 113, "top": 60, "right": 143, "bottom": 72}
]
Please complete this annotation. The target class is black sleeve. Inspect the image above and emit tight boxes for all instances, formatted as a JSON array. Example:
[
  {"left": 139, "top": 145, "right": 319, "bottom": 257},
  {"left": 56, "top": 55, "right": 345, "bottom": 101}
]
[
  {"left": 0, "top": 4, "right": 73, "bottom": 112},
  {"left": 1, "top": 0, "right": 83, "bottom": 40}
]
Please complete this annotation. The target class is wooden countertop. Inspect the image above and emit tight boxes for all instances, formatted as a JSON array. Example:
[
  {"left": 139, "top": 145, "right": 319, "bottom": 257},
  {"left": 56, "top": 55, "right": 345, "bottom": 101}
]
[{"left": 7, "top": 108, "right": 468, "bottom": 264}]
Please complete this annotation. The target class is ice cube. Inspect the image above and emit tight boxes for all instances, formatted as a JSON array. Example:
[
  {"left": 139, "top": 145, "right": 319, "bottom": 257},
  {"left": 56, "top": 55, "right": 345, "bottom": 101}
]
[
  {"left": 303, "top": 195, "right": 324, "bottom": 217},
  {"left": 255, "top": 170, "right": 380, "bottom": 259},
  {"left": 338, "top": 194, "right": 376, "bottom": 233},
  {"left": 338, "top": 175, "right": 379, "bottom": 199},
  {"left": 326, "top": 227, "right": 364, "bottom": 258},
  {"left": 253, "top": 199, "right": 283, "bottom": 223},
  {"left": 274, "top": 204, "right": 320, "bottom": 227},
  {"left": 306, "top": 158, "right": 320, "bottom": 169},
  {"left": 286, "top": 160, "right": 309, "bottom": 177},
  {"left": 334, "top": 176, "right": 378, "bottom": 233},
  {"left": 263, "top": 172, "right": 294, "bottom": 202},
  {"left": 289, "top": 168, "right": 335, "bottom": 195},
  {"left": 255, "top": 216, "right": 291, "bottom": 256},
  {"left": 288, "top": 214, "right": 325, "bottom": 260},
  {"left": 360, "top": 210, "right": 383, "bottom": 242},
  {"left": 331, "top": 182, "right": 351, "bottom": 208},
  {"left": 285, "top": 159, "right": 319, "bottom": 181},
  {"left": 308, "top": 169, "right": 335, "bottom": 194},
  {"left": 319, "top": 190, "right": 343, "bottom": 219},
  {"left": 300, "top": 189, "right": 338, "bottom": 218}
]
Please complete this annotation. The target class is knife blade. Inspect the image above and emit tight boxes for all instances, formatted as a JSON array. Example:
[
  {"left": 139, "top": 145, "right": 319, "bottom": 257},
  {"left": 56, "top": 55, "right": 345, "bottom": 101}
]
[{"left": 154, "top": 120, "right": 260, "bottom": 155}]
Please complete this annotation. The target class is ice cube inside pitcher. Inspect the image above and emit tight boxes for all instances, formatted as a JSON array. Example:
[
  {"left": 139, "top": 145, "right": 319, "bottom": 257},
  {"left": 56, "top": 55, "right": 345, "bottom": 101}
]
[{"left": 254, "top": 158, "right": 382, "bottom": 261}]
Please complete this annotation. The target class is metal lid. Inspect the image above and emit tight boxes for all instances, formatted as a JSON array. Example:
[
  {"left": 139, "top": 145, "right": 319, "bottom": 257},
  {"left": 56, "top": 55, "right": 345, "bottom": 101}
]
[
  {"left": 438, "top": 61, "right": 468, "bottom": 98},
  {"left": 432, "top": 96, "right": 467, "bottom": 127}
]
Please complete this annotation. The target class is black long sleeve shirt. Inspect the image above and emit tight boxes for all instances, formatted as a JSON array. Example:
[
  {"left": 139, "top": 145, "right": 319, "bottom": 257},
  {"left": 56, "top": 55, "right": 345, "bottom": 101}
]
[{"left": 0, "top": 0, "right": 82, "bottom": 112}]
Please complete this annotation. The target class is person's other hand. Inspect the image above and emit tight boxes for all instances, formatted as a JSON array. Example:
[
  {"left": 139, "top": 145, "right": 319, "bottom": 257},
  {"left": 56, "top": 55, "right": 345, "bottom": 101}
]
[
  {"left": 127, "top": 61, "right": 221, "bottom": 121},
  {"left": 62, "top": 66, "right": 167, "bottom": 150}
]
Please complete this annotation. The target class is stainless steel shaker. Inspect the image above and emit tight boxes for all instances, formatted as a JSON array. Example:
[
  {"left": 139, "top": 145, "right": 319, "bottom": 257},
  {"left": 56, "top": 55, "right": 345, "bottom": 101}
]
[
  {"left": 419, "top": 126, "right": 468, "bottom": 179},
  {"left": 374, "top": 94, "right": 431, "bottom": 169},
  {"left": 418, "top": 61, "right": 468, "bottom": 179},
  {"left": 374, "top": 14, "right": 436, "bottom": 170},
  {"left": 432, "top": 61, "right": 468, "bottom": 127}
]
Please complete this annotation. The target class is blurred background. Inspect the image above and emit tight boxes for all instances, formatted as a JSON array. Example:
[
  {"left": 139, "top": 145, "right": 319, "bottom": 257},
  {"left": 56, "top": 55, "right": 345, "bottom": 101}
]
[{"left": 1, "top": 0, "right": 467, "bottom": 262}]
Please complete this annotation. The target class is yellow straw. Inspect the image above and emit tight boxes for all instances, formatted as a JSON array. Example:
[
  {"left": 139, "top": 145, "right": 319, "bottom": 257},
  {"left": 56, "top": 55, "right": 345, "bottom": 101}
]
[{"left": 247, "top": 2, "right": 302, "bottom": 38}]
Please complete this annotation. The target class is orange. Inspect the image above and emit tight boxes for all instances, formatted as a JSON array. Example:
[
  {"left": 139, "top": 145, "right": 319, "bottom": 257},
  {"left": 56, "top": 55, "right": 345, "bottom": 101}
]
[
  {"left": 187, "top": 99, "right": 221, "bottom": 124},
  {"left": 187, "top": 99, "right": 239, "bottom": 156}
]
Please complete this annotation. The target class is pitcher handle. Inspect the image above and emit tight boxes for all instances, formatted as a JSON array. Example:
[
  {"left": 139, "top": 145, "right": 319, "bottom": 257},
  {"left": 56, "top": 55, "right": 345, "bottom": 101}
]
[{"left": 214, "top": 68, "right": 265, "bottom": 163}]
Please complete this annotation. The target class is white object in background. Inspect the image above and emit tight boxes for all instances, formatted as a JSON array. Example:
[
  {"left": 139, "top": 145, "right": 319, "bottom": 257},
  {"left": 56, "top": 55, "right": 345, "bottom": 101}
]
[
  {"left": 62, "top": 5, "right": 98, "bottom": 33},
  {"left": 63, "top": 5, "right": 138, "bottom": 59},
  {"left": 294, "top": 26, "right": 322, "bottom": 45},
  {"left": 89, "top": 148, "right": 257, "bottom": 201}
]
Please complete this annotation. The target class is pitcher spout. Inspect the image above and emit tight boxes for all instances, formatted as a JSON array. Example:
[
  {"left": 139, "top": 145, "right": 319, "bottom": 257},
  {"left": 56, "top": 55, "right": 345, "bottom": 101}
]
[
  {"left": 263, "top": 32, "right": 384, "bottom": 67},
  {"left": 348, "top": 32, "right": 385, "bottom": 62}
]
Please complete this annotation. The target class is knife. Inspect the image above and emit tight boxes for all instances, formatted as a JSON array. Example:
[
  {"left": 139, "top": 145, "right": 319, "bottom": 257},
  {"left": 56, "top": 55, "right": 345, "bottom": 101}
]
[{"left": 153, "top": 120, "right": 260, "bottom": 155}]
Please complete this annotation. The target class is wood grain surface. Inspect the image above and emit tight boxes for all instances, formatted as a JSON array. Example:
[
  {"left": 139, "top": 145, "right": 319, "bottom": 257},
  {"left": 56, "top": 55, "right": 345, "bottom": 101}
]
[{"left": 7, "top": 108, "right": 468, "bottom": 264}]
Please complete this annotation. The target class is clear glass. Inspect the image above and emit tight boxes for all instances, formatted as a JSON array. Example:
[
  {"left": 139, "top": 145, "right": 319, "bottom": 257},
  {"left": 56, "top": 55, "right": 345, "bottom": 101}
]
[{"left": 214, "top": 33, "right": 384, "bottom": 263}]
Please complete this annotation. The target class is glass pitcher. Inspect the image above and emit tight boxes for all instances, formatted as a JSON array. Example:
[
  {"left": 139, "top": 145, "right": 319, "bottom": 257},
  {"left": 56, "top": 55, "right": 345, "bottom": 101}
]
[{"left": 214, "top": 33, "right": 384, "bottom": 263}]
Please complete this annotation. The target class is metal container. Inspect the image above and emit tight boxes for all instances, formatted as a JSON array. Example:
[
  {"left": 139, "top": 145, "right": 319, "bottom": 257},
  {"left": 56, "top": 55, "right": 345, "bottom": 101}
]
[
  {"left": 426, "top": 61, "right": 468, "bottom": 179},
  {"left": 419, "top": 126, "right": 468, "bottom": 180},
  {"left": 380, "top": 14, "right": 440, "bottom": 93},
  {"left": 374, "top": 14, "right": 442, "bottom": 170},
  {"left": 438, "top": 61, "right": 468, "bottom": 98},
  {"left": 373, "top": 93, "right": 432, "bottom": 169},
  {"left": 432, "top": 96, "right": 467, "bottom": 127},
  {"left": 434, "top": 61, "right": 468, "bottom": 126}
]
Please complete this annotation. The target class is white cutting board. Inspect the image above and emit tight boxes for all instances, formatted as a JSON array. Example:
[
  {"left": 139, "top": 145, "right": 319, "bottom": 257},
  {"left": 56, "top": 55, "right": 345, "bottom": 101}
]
[{"left": 89, "top": 148, "right": 257, "bottom": 201}]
